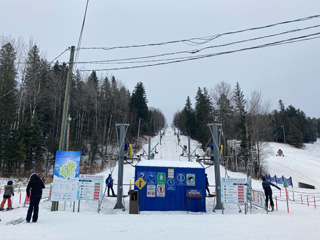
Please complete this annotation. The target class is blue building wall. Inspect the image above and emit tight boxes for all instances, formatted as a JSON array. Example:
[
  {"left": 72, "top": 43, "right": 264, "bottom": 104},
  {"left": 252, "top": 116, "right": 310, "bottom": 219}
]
[{"left": 134, "top": 164, "right": 206, "bottom": 212}]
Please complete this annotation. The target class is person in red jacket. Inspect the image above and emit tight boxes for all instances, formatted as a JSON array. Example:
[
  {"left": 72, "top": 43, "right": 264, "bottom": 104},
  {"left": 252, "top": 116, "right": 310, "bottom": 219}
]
[
  {"left": 0, "top": 180, "right": 14, "bottom": 210},
  {"left": 26, "top": 173, "right": 45, "bottom": 222}
]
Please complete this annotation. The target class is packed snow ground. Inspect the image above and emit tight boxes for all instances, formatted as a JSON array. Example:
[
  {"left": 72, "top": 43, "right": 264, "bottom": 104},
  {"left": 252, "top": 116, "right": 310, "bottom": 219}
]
[{"left": 1, "top": 128, "right": 320, "bottom": 240}]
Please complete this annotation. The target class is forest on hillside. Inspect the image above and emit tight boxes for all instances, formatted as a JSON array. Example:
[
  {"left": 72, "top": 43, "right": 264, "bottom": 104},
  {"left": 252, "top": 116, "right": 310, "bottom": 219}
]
[
  {"left": 0, "top": 39, "right": 166, "bottom": 177},
  {"left": 173, "top": 82, "right": 320, "bottom": 178}
]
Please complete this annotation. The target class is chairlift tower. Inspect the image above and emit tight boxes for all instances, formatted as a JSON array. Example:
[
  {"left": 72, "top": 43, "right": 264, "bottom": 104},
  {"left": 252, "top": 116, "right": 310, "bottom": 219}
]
[
  {"left": 208, "top": 123, "right": 223, "bottom": 210},
  {"left": 114, "top": 123, "right": 130, "bottom": 209}
]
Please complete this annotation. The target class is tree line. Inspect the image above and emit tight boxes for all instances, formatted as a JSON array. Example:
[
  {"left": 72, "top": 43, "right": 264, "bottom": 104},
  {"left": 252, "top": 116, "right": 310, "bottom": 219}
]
[
  {"left": 173, "top": 82, "right": 320, "bottom": 178},
  {"left": 0, "top": 39, "right": 166, "bottom": 177}
]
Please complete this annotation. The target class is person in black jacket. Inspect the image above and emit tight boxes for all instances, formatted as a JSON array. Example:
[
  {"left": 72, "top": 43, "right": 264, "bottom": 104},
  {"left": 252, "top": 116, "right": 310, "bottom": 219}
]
[
  {"left": 26, "top": 173, "right": 45, "bottom": 222},
  {"left": 261, "top": 176, "right": 280, "bottom": 211}
]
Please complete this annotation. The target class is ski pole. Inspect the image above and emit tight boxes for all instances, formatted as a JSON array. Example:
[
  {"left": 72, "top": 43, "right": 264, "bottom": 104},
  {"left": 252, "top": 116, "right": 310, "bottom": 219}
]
[
  {"left": 314, "top": 197, "right": 316, "bottom": 209},
  {"left": 307, "top": 196, "right": 309, "bottom": 207},
  {"left": 301, "top": 194, "right": 303, "bottom": 205}
]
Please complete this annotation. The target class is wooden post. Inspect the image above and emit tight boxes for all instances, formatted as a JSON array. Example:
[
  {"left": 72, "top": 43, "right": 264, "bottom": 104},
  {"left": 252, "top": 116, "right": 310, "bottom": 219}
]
[{"left": 51, "top": 46, "right": 75, "bottom": 212}]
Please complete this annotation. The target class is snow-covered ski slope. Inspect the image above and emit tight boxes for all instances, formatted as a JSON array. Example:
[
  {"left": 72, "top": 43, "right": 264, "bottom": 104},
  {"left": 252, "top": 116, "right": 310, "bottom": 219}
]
[
  {"left": 1, "top": 127, "right": 320, "bottom": 240},
  {"left": 266, "top": 141, "right": 320, "bottom": 188}
]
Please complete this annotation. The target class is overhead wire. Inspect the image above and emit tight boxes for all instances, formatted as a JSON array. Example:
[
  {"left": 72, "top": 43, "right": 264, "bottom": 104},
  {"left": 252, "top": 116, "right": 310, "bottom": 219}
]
[
  {"left": 79, "top": 14, "right": 320, "bottom": 51},
  {"left": 78, "top": 25, "right": 320, "bottom": 68},
  {"left": 76, "top": 25, "right": 320, "bottom": 66},
  {"left": 78, "top": 32, "right": 320, "bottom": 72}
]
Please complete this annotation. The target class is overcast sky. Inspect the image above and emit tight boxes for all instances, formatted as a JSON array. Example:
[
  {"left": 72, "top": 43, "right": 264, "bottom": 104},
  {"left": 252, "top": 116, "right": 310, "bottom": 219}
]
[{"left": 1, "top": 0, "right": 320, "bottom": 124}]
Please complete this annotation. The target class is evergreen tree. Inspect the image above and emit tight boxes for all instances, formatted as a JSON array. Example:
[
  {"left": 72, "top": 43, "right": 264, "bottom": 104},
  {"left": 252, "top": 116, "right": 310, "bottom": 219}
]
[
  {"left": 0, "top": 43, "right": 17, "bottom": 129},
  {"left": 194, "top": 87, "right": 213, "bottom": 146},
  {"left": 183, "top": 96, "right": 196, "bottom": 137},
  {"left": 130, "top": 82, "right": 150, "bottom": 135},
  {"left": 0, "top": 43, "right": 18, "bottom": 174},
  {"left": 233, "top": 82, "right": 250, "bottom": 167},
  {"left": 23, "top": 45, "right": 42, "bottom": 123}
]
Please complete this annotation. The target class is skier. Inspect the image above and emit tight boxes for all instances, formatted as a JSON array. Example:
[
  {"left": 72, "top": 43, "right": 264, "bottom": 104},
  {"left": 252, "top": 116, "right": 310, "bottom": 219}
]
[
  {"left": 106, "top": 174, "right": 116, "bottom": 197},
  {"left": 277, "top": 149, "right": 284, "bottom": 156},
  {"left": 26, "top": 173, "right": 45, "bottom": 223},
  {"left": 0, "top": 180, "right": 14, "bottom": 210},
  {"left": 261, "top": 176, "right": 280, "bottom": 211}
]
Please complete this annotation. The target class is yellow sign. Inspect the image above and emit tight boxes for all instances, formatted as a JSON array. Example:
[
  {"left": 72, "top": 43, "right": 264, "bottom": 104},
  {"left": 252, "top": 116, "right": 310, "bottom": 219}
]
[{"left": 135, "top": 177, "right": 147, "bottom": 190}]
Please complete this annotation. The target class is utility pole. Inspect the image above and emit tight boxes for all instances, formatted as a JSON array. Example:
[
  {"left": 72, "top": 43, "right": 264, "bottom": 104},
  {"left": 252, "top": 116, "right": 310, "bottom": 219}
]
[
  {"left": 114, "top": 124, "right": 130, "bottom": 209},
  {"left": 51, "top": 46, "right": 75, "bottom": 212},
  {"left": 208, "top": 123, "right": 223, "bottom": 210}
]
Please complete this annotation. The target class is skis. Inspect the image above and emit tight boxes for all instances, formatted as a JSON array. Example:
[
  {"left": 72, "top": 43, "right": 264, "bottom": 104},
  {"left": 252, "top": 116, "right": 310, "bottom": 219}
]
[
  {"left": 6, "top": 217, "right": 24, "bottom": 225},
  {"left": 6, "top": 207, "right": 19, "bottom": 211},
  {"left": 263, "top": 207, "right": 274, "bottom": 214},
  {"left": 0, "top": 206, "right": 20, "bottom": 211}
]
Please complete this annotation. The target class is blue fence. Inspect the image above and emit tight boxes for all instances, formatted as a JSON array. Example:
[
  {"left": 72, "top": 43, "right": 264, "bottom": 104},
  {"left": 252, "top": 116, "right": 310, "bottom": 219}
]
[{"left": 266, "top": 175, "right": 293, "bottom": 186}]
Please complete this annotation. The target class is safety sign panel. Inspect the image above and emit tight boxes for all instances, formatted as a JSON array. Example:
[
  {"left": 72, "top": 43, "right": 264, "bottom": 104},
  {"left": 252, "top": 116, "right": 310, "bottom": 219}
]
[
  {"left": 176, "top": 173, "right": 186, "bottom": 186},
  {"left": 147, "top": 185, "right": 156, "bottom": 197},
  {"left": 186, "top": 173, "right": 196, "bottom": 186},
  {"left": 166, "top": 178, "right": 176, "bottom": 190},
  {"left": 168, "top": 169, "right": 174, "bottom": 178},
  {"left": 157, "top": 184, "right": 165, "bottom": 197},
  {"left": 138, "top": 171, "right": 147, "bottom": 181},
  {"left": 135, "top": 177, "right": 147, "bottom": 190},
  {"left": 157, "top": 172, "right": 166, "bottom": 185},
  {"left": 147, "top": 172, "right": 156, "bottom": 184}
]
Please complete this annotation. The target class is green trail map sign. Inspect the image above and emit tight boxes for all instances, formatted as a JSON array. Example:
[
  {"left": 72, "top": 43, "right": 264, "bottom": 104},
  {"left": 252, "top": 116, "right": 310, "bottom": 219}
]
[{"left": 51, "top": 151, "right": 81, "bottom": 202}]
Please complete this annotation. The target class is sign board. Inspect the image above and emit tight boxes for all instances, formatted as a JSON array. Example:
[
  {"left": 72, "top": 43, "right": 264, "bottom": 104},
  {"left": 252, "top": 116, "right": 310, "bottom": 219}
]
[
  {"left": 138, "top": 171, "right": 147, "bottom": 181},
  {"left": 78, "top": 175, "right": 104, "bottom": 201},
  {"left": 51, "top": 151, "right": 81, "bottom": 201},
  {"left": 221, "top": 177, "right": 247, "bottom": 205},
  {"left": 135, "top": 177, "right": 147, "bottom": 190},
  {"left": 168, "top": 169, "right": 174, "bottom": 178},
  {"left": 186, "top": 174, "right": 195, "bottom": 186},
  {"left": 167, "top": 178, "right": 176, "bottom": 191},
  {"left": 157, "top": 184, "right": 165, "bottom": 197},
  {"left": 147, "top": 172, "right": 156, "bottom": 184},
  {"left": 186, "top": 189, "right": 202, "bottom": 197},
  {"left": 147, "top": 185, "right": 156, "bottom": 197},
  {"left": 176, "top": 173, "right": 186, "bottom": 186},
  {"left": 157, "top": 172, "right": 166, "bottom": 185}
]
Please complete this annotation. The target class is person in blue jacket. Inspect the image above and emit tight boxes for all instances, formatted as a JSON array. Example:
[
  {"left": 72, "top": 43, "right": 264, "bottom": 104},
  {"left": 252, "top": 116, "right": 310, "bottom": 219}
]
[
  {"left": 261, "top": 176, "right": 280, "bottom": 211},
  {"left": 26, "top": 173, "right": 45, "bottom": 222},
  {"left": 106, "top": 174, "right": 116, "bottom": 197}
]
